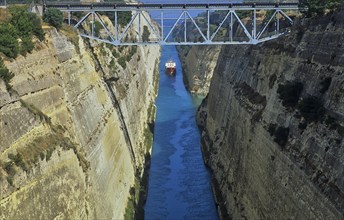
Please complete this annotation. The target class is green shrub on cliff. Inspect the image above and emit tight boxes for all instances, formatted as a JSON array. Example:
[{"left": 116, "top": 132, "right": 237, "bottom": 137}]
[
  {"left": 0, "top": 23, "right": 19, "bottom": 58},
  {"left": 9, "top": 6, "right": 44, "bottom": 40},
  {"left": 118, "top": 56, "right": 127, "bottom": 69},
  {"left": 44, "top": 8, "right": 64, "bottom": 29},
  {"left": 89, "top": 20, "right": 103, "bottom": 36},
  {"left": 9, "top": 6, "right": 32, "bottom": 37},
  {"left": 319, "top": 77, "right": 332, "bottom": 94},
  {"left": 30, "top": 13, "right": 45, "bottom": 41},
  {"left": 124, "top": 195, "right": 135, "bottom": 220},
  {"left": 8, "top": 153, "right": 28, "bottom": 172},
  {"left": 142, "top": 25, "right": 150, "bottom": 42},
  {"left": 274, "top": 126, "right": 290, "bottom": 148},
  {"left": 99, "top": 0, "right": 131, "bottom": 26},
  {"left": 0, "top": 57, "right": 14, "bottom": 89},
  {"left": 277, "top": 81, "right": 303, "bottom": 108},
  {"left": 0, "top": 6, "right": 44, "bottom": 58},
  {"left": 99, "top": 11, "right": 132, "bottom": 27},
  {"left": 20, "top": 37, "right": 34, "bottom": 56},
  {"left": 298, "top": 96, "right": 325, "bottom": 123},
  {"left": 127, "top": 46, "right": 137, "bottom": 61},
  {"left": 268, "top": 124, "right": 290, "bottom": 147},
  {"left": 299, "top": 0, "right": 344, "bottom": 16},
  {"left": 4, "top": 161, "right": 16, "bottom": 176}
]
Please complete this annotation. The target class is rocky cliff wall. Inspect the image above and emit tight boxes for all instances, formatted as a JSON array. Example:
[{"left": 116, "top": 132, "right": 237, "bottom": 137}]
[
  {"left": 178, "top": 46, "right": 221, "bottom": 95},
  {"left": 0, "top": 16, "right": 160, "bottom": 219},
  {"left": 198, "top": 10, "right": 344, "bottom": 219}
]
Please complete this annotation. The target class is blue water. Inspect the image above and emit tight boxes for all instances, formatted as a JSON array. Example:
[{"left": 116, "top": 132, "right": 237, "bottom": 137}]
[
  {"left": 144, "top": 46, "right": 218, "bottom": 220},
  {"left": 142, "top": 1, "right": 219, "bottom": 218}
]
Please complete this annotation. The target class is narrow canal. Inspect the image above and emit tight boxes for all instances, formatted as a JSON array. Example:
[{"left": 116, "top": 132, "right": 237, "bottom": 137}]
[{"left": 144, "top": 46, "right": 218, "bottom": 219}]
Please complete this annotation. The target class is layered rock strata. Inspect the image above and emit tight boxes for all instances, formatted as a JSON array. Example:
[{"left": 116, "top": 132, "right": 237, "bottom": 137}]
[
  {"left": 178, "top": 46, "right": 221, "bottom": 95},
  {"left": 198, "top": 10, "right": 344, "bottom": 219},
  {"left": 0, "top": 17, "right": 159, "bottom": 219}
]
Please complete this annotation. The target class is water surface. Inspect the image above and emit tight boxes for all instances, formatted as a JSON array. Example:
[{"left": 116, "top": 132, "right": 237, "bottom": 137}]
[{"left": 144, "top": 46, "right": 218, "bottom": 220}]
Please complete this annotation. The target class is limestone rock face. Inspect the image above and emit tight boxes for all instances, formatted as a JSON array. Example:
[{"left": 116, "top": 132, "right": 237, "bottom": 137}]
[
  {"left": 198, "top": 10, "right": 344, "bottom": 219},
  {"left": 178, "top": 46, "right": 221, "bottom": 95},
  {"left": 0, "top": 22, "right": 160, "bottom": 219}
]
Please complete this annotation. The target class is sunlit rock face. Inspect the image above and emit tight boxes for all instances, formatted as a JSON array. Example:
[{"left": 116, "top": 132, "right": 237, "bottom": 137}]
[
  {"left": 0, "top": 16, "right": 160, "bottom": 219},
  {"left": 197, "top": 9, "right": 344, "bottom": 220},
  {"left": 178, "top": 45, "right": 221, "bottom": 95}
]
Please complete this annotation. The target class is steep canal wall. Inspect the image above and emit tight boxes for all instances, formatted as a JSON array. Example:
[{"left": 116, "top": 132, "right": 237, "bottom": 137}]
[
  {"left": 177, "top": 45, "right": 221, "bottom": 95},
  {"left": 0, "top": 14, "right": 160, "bottom": 219},
  {"left": 197, "top": 9, "right": 344, "bottom": 219}
]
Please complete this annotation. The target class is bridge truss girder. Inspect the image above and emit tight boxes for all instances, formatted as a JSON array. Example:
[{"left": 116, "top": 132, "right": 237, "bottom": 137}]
[{"left": 61, "top": 6, "right": 298, "bottom": 46}]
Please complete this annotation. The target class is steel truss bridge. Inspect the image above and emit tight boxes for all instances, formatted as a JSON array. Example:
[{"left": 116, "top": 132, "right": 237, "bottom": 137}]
[{"left": 45, "top": 2, "right": 300, "bottom": 46}]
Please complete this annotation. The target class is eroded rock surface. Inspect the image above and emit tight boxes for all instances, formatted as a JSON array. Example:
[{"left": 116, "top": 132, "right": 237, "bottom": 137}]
[
  {"left": 0, "top": 20, "right": 160, "bottom": 219},
  {"left": 198, "top": 10, "right": 344, "bottom": 219},
  {"left": 178, "top": 46, "right": 221, "bottom": 95}
]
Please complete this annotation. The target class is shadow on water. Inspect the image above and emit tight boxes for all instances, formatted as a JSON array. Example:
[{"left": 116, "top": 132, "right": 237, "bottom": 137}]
[{"left": 144, "top": 45, "right": 218, "bottom": 220}]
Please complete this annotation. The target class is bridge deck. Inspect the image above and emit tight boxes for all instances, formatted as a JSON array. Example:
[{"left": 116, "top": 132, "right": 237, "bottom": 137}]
[{"left": 46, "top": 2, "right": 299, "bottom": 11}]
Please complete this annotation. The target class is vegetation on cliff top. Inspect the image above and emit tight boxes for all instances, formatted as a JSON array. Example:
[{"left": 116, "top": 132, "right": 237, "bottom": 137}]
[
  {"left": 0, "top": 6, "right": 44, "bottom": 58},
  {"left": 43, "top": 8, "right": 63, "bottom": 29},
  {"left": 300, "top": 0, "right": 344, "bottom": 16}
]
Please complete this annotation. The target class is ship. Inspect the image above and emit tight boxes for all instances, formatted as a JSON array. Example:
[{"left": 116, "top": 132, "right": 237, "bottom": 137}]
[{"left": 165, "top": 59, "right": 176, "bottom": 75}]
